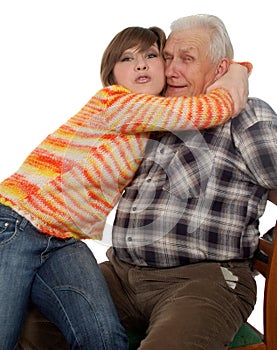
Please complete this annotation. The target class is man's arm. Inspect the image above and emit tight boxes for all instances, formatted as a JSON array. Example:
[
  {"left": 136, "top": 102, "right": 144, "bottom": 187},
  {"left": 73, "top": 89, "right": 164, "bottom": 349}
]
[{"left": 232, "top": 98, "right": 277, "bottom": 191}]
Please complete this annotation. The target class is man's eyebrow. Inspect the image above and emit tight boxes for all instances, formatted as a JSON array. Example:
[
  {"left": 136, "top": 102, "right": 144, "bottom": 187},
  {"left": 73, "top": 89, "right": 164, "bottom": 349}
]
[
  {"left": 180, "top": 47, "right": 195, "bottom": 53},
  {"left": 164, "top": 47, "right": 195, "bottom": 55}
]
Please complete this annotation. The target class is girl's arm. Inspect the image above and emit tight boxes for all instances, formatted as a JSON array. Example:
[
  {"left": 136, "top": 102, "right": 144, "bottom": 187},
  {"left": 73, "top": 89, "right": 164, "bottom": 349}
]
[{"left": 100, "top": 85, "right": 234, "bottom": 133}]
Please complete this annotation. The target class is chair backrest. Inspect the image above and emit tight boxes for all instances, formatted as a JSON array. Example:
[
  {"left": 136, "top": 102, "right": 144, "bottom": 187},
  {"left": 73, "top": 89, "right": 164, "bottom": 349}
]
[{"left": 253, "top": 221, "right": 277, "bottom": 349}]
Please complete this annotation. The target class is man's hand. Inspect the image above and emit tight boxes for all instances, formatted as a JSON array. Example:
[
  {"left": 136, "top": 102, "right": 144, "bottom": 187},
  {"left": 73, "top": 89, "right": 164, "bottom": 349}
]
[{"left": 208, "top": 63, "right": 251, "bottom": 117}]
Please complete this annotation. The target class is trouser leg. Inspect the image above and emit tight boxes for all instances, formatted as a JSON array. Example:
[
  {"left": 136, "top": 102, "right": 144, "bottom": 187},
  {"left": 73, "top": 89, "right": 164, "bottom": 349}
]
[
  {"left": 139, "top": 262, "right": 256, "bottom": 350},
  {"left": 31, "top": 240, "right": 128, "bottom": 350},
  {"left": 17, "top": 306, "right": 69, "bottom": 350},
  {"left": 100, "top": 259, "right": 148, "bottom": 333},
  {"left": 103, "top": 249, "right": 256, "bottom": 350},
  {"left": 0, "top": 206, "right": 48, "bottom": 349},
  {"left": 17, "top": 246, "right": 130, "bottom": 350}
]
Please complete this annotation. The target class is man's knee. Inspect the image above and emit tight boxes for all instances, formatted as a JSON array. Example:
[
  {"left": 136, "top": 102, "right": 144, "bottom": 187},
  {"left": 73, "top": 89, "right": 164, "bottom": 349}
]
[{"left": 17, "top": 306, "right": 69, "bottom": 350}]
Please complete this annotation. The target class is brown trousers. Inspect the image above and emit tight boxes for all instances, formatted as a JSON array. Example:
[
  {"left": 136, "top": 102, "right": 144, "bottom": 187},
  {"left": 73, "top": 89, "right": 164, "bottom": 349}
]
[
  {"left": 100, "top": 248, "right": 256, "bottom": 350},
  {"left": 18, "top": 249, "right": 256, "bottom": 350},
  {"left": 17, "top": 307, "right": 69, "bottom": 350}
]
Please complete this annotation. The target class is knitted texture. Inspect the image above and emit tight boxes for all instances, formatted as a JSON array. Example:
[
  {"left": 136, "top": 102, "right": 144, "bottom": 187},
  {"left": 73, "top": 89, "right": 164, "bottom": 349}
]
[{"left": 0, "top": 85, "right": 233, "bottom": 239}]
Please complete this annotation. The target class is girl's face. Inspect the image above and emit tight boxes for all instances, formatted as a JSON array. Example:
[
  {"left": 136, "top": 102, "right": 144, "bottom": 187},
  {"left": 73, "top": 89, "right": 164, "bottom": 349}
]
[{"left": 113, "top": 43, "right": 165, "bottom": 95}]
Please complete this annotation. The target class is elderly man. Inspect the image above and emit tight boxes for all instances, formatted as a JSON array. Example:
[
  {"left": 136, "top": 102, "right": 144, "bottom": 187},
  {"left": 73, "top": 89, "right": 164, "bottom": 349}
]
[
  {"left": 18, "top": 14, "right": 276, "bottom": 350},
  {"left": 99, "top": 14, "right": 277, "bottom": 350}
]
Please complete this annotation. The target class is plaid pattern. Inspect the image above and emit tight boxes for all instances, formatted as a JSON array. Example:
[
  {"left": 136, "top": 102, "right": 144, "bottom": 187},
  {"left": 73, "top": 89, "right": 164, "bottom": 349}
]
[{"left": 112, "top": 98, "right": 277, "bottom": 267}]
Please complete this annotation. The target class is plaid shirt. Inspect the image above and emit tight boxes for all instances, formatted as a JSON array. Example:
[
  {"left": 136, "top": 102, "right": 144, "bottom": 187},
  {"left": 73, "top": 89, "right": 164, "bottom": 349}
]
[{"left": 112, "top": 98, "right": 277, "bottom": 267}]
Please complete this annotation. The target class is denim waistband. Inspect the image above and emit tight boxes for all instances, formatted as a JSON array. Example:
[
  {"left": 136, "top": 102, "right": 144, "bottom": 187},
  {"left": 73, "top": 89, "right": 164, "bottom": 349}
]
[{"left": 0, "top": 204, "right": 29, "bottom": 230}]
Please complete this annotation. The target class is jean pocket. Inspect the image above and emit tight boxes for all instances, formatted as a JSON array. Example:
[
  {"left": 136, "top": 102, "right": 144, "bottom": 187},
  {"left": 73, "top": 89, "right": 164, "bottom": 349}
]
[{"left": 0, "top": 216, "right": 18, "bottom": 244}]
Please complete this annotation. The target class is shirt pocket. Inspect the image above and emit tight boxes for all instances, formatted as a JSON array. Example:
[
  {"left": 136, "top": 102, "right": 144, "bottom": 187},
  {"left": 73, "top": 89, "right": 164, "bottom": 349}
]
[{"left": 163, "top": 140, "right": 214, "bottom": 201}]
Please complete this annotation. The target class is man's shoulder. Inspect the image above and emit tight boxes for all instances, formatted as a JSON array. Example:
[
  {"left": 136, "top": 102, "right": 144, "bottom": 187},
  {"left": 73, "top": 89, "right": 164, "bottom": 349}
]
[
  {"left": 246, "top": 97, "right": 276, "bottom": 114},
  {"left": 231, "top": 97, "right": 276, "bottom": 130}
]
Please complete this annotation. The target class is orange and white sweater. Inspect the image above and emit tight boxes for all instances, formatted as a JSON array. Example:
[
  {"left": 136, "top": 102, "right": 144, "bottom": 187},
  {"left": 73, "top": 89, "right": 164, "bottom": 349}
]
[{"left": 0, "top": 85, "right": 233, "bottom": 239}]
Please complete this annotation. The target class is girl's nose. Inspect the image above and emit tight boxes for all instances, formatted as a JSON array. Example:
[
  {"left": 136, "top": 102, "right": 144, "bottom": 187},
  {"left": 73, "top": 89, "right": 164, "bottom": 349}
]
[{"left": 136, "top": 60, "right": 148, "bottom": 71}]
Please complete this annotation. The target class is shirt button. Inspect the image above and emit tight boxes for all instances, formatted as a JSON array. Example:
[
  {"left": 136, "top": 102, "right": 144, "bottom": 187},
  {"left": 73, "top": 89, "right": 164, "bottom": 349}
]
[
  {"left": 146, "top": 178, "right": 151, "bottom": 182},
  {"left": 132, "top": 207, "right": 136, "bottom": 211},
  {"left": 127, "top": 237, "right": 132, "bottom": 242},
  {"left": 160, "top": 148, "right": 164, "bottom": 154}
]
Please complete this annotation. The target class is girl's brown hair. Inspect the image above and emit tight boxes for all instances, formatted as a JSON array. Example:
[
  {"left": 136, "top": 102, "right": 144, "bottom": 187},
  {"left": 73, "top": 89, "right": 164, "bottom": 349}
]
[{"left": 100, "top": 26, "right": 166, "bottom": 87}]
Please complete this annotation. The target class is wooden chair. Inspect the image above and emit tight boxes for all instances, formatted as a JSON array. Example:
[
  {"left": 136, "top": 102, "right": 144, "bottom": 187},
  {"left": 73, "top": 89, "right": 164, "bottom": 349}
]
[
  {"left": 230, "top": 221, "right": 277, "bottom": 349},
  {"left": 128, "top": 221, "right": 277, "bottom": 349}
]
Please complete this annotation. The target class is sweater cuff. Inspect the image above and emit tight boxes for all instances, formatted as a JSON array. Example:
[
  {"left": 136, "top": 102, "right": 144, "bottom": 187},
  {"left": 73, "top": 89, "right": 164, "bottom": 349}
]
[{"left": 231, "top": 61, "right": 253, "bottom": 75}]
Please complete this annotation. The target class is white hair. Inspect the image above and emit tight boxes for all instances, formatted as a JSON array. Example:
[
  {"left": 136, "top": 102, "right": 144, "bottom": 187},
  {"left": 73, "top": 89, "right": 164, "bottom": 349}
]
[{"left": 170, "top": 14, "right": 234, "bottom": 63}]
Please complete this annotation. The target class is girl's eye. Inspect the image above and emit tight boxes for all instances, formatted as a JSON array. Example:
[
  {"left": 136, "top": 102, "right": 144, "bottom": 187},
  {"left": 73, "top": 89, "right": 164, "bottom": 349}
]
[
  {"left": 146, "top": 53, "right": 158, "bottom": 59},
  {"left": 120, "top": 56, "right": 132, "bottom": 62}
]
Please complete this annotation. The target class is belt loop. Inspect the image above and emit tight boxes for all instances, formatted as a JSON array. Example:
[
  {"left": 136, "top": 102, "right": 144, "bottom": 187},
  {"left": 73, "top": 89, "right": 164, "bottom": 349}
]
[{"left": 17, "top": 217, "right": 29, "bottom": 231}]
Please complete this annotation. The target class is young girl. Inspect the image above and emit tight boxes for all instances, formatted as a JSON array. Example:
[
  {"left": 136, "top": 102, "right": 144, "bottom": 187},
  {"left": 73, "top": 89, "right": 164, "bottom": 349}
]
[{"left": 1, "top": 26, "right": 241, "bottom": 349}]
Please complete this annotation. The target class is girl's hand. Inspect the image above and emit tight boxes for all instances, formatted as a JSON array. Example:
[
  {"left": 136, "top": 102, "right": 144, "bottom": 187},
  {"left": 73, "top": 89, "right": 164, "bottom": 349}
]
[{"left": 208, "top": 62, "right": 251, "bottom": 117}]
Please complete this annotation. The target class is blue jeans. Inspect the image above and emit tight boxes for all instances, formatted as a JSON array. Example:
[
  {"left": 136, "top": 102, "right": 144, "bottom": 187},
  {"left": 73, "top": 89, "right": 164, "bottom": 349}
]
[{"left": 0, "top": 204, "right": 128, "bottom": 350}]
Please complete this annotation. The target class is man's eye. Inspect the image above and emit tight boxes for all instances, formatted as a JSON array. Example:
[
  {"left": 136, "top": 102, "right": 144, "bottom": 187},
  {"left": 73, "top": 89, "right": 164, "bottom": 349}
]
[{"left": 183, "top": 56, "right": 193, "bottom": 62}]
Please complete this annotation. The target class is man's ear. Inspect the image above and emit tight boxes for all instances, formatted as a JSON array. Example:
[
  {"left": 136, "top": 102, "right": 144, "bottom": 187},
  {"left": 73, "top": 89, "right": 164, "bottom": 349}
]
[{"left": 215, "top": 58, "right": 230, "bottom": 80}]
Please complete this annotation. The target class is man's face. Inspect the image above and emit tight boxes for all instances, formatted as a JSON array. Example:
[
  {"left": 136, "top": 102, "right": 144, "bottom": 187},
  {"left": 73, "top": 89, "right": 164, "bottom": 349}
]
[{"left": 164, "top": 28, "right": 219, "bottom": 97}]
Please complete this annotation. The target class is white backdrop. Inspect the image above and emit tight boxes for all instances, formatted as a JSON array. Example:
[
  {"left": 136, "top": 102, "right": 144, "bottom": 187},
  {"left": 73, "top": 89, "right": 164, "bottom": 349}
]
[{"left": 1, "top": 0, "right": 277, "bottom": 333}]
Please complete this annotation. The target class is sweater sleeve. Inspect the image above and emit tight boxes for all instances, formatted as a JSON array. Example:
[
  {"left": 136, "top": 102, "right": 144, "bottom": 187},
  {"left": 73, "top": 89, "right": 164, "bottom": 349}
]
[
  {"left": 100, "top": 85, "right": 234, "bottom": 133},
  {"left": 232, "top": 61, "right": 253, "bottom": 75}
]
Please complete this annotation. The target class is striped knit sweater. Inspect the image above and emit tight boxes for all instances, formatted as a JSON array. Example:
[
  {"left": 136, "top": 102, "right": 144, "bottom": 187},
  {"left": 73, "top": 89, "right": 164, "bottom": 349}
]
[{"left": 0, "top": 85, "right": 233, "bottom": 239}]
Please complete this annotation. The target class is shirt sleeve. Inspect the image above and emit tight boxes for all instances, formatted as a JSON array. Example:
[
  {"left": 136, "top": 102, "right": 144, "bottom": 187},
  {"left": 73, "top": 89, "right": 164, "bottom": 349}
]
[{"left": 232, "top": 97, "right": 277, "bottom": 189}]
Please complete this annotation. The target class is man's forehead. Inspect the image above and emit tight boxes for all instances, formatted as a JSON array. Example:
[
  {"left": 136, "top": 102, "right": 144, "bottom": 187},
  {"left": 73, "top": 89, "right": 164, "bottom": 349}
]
[
  {"left": 164, "top": 41, "right": 199, "bottom": 56},
  {"left": 165, "top": 28, "right": 210, "bottom": 51}
]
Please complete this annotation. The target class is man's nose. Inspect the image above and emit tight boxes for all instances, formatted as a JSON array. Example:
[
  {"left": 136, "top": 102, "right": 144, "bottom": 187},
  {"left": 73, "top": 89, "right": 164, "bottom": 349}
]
[
  {"left": 165, "top": 60, "right": 178, "bottom": 77},
  {"left": 165, "top": 62, "right": 174, "bottom": 77}
]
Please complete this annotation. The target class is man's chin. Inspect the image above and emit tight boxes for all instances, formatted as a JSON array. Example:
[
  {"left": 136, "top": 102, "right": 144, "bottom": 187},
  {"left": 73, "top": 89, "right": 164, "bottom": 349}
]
[{"left": 165, "top": 86, "right": 190, "bottom": 97}]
